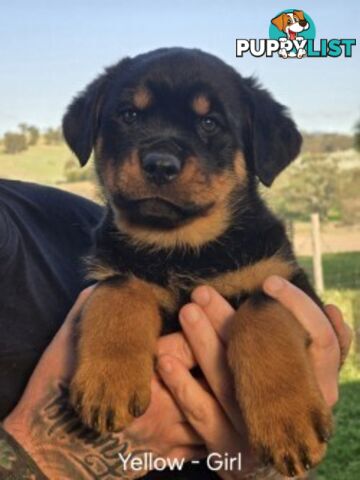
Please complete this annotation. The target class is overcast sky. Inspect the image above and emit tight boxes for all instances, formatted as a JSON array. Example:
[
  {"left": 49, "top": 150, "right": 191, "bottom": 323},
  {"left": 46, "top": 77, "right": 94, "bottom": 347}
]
[{"left": 1, "top": 0, "right": 359, "bottom": 135}]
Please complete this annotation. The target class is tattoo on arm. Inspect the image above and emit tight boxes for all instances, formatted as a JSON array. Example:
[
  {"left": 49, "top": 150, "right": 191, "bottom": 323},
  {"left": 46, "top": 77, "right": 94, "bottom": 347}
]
[
  {"left": 0, "top": 425, "right": 48, "bottom": 479},
  {"left": 15, "top": 384, "right": 151, "bottom": 480},
  {"left": 2, "top": 383, "right": 284, "bottom": 480}
]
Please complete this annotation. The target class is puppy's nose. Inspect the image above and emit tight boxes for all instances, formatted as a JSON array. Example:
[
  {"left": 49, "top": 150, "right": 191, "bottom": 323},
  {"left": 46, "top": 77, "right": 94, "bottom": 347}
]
[
  {"left": 299, "top": 20, "right": 307, "bottom": 27},
  {"left": 141, "top": 152, "right": 182, "bottom": 184}
]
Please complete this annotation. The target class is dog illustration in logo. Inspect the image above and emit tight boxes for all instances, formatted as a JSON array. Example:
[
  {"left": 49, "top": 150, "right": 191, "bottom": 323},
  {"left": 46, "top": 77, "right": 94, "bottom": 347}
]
[{"left": 271, "top": 10, "right": 309, "bottom": 58}]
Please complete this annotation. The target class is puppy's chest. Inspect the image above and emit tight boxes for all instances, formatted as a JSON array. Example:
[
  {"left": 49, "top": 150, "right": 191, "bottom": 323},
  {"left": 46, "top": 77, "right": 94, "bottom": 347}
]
[
  {"left": 92, "top": 222, "right": 296, "bottom": 333},
  {"left": 111, "top": 249, "right": 250, "bottom": 333},
  {"left": 127, "top": 249, "right": 295, "bottom": 334},
  {"left": 159, "top": 269, "right": 246, "bottom": 334}
]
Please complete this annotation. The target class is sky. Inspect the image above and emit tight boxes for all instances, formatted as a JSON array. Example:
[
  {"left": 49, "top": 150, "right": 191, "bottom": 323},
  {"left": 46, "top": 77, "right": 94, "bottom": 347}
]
[{"left": 0, "top": 0, "right": 359, "bottom": 135}]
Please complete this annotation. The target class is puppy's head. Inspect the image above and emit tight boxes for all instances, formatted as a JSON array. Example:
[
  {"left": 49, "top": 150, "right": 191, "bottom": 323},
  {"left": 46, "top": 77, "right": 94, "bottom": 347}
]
[
  {"left": 63, "top": 48, "right": 301, "bottom": 249},
  {"left": 272, "top": 11, "right": 309, "bottom": 38}
]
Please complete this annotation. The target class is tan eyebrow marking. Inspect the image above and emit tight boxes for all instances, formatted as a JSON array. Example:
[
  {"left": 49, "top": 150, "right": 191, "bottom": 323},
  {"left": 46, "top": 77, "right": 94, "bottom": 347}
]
[
  {"left": 133, "top": 87, "right": 152, "bottom": 110},
  {"left": 192, "top": 94, "right": 211, "bottom": 115}
]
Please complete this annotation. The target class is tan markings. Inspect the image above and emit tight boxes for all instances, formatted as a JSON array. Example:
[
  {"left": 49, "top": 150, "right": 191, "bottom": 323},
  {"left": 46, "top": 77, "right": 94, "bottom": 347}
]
[
  {"left": 228, "top": 299, "right": 331, "bottom": 476},
  {"left": 103, "top": 150, "right": 239, "bottom": 207},
  {"left": 84, "top": 257, "right": 120, "bottom": 281},
  {"left": 103, "top": 149, "right": 239, "bottom": 249},
  {"left": 115, "top": 199, "right": 231, "bottom": 250},
  {"left": 208, "top": 256, "right": 296, "bottom": 297},
  {"left": 70, "top": 276, "right": 162, "bottom": 432},
  {"left": 233, "top": 150, "right": 247, "bottom": 183},
  {"left": 148, "top": 281, "right": 178, "bottom": 313},
  {"left": 177, "top": 155, "right": 237, "bottom": 204},
  {"left": 167, "top": 255, "right": 296, "bottom": 296},
  {"left": 84, "top": 257, "right": 178, "bottom": 312},
  {"left": 97, "top": 147, "right": 251, "bottom": 250},
  {"left": 133, "top": 87, "right": 152, "bottom": 110},
  {"left": 112, "top": 150, "right": 143, "bottom": 194},
  {"left": 192, "top": 95, "right": 210, "bottom": 116}
]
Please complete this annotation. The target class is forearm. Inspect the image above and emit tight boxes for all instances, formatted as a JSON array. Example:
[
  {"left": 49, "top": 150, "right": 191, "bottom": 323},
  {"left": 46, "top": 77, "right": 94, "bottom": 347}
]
[
  {"left": 0, "top": 425, "right": 47, "bottom": 479},
  {"left": 3, "top": 384, "right": 149, "bottom": 479}
]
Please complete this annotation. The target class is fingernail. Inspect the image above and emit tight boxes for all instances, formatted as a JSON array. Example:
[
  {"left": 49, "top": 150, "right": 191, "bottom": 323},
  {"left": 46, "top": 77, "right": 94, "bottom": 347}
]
[
  {"left": 263, "top": 276, "right": 285, "bottom": 294},
  {"left": 192, "top": 286, "right": 210, "bottom": 306},
  {"left": 158, "top": 357, "right": 173, "bottom": 373},
  {"left": 181, "top": 306, "right": 199, "bottom": 324}
]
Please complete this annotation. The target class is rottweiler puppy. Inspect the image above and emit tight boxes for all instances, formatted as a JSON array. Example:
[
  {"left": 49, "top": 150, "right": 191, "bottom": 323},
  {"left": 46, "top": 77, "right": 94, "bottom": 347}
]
[{"left": 62, "top": 48, "right": 332, "bottom": 478}]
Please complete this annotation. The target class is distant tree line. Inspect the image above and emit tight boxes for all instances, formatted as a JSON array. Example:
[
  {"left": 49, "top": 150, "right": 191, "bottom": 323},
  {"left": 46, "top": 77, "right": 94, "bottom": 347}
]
[
  {"left": 2, "top": 120, "right": 360, "bottom": 154},
  {"left": 301, "top": 132, "right": 354, "bottom": 154},
  {"left": 1, "top": 124, "right": 63, "bottom": 154}
]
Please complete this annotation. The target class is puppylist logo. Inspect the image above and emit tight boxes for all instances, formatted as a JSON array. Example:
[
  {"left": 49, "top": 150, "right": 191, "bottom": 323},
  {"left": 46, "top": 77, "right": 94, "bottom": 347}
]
[{"left": 236, "top": 9, "right": 356, "bottom": 59}]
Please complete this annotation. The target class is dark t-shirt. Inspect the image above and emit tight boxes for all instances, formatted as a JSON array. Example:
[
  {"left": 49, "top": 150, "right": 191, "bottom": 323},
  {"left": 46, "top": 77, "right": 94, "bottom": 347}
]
[
  {"left": 0, "top": 179, "right": 216, "bottom": 480},
  {"left": 0, "top": 179, "right": 103, "bottom": 419}
]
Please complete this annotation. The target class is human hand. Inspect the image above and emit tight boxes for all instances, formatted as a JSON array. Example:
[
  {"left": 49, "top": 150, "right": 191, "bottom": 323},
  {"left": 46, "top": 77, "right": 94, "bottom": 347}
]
[
  {"left": 3, "top": 288, "right": 205, "bottom": 479},
  {"left": 157, "top": 277, "right": 352, "bottom": 479}
]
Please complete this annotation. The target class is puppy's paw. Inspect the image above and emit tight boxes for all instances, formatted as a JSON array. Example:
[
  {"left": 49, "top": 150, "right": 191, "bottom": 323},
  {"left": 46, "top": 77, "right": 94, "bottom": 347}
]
[
  {"left": 250, "top": 394, "right": 332, "bottom": 477},
  {"left": 70, "top": 352, "right": 153, "bottom": 433},
  {"left": 297, "top": 48, "right": 307, "bottom": 58}
]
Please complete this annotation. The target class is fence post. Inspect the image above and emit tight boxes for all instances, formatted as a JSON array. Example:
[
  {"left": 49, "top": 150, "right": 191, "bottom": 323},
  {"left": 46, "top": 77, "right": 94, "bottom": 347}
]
[{"left": 311, "top": 213, "right": 324, "bottom": 294}]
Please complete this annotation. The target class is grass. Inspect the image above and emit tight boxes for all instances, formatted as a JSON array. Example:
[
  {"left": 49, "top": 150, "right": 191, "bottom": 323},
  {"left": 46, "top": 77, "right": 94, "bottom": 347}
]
[
  {"left": 316, "top": 289, "right": 360, "bottom": 479},
  {"left": 299, "top": 252, "right": 360, "bottom": 290},
  {"left": 0, "top": 142, "right": 100, "bottom": 200},
  {"left": 318, "top": 381, "right": 360, "bottom": 479},
  {"left": 0, "top": 142, "right": 70, "bottom": 185}
]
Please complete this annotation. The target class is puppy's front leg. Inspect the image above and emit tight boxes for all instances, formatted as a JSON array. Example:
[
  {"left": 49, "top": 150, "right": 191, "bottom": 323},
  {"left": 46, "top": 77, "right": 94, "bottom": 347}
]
[
  {"left": 228, "top": 296, "right": 332, "bottom": 478},
  {"left": 70, "top": 277, "right": 162, "bottom": 433}
]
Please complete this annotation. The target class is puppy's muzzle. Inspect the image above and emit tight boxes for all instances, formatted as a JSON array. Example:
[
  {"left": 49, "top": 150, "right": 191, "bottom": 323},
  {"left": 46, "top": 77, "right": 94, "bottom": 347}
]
[{"left": 141, "top": 152, "right": 183, "bottom": 185}]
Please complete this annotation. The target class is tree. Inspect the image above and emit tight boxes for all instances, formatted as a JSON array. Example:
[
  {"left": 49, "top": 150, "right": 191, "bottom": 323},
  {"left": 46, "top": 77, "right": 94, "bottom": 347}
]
[
  {"left": 338, "top": 168, "right": 360, "bottom": 224},
  {"left": 27, "top": 126, "right": 40, "bottom": 146},
  {"left": 15, "top": 123, "right": 40, "bottom": 146},
  {"left": 3, "top": 132, "right": 27, "bottom": 154},
  {"left": 302, "top": 132, "right": 353, "bottom": 154},
  {"left": 44, "top": 127, "right": 63, "bottom": 145},
  {"left": 18, "top": 123, "right": 28, "bottom": 135},
  {"left": 270, "top": 154, "right": 340, "bottom": 222},
  {"left": 354, "top": 120, "right": 360, "bottom": 152}
]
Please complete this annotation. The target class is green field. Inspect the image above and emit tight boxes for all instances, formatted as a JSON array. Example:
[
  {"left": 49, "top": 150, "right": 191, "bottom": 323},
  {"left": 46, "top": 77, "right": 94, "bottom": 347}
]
[
  {"left": 0, "top": 142, "right": 70, "bottom": 184},
  {"left": 300, "top": 252, "right": 360, "bottom": 290},
  {"left": 1, "top": 143, "right": 359, "bottom": 479}
]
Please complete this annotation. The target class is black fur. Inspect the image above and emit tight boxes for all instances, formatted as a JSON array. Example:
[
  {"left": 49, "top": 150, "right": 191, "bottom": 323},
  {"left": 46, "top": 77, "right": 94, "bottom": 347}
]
[
  {"left": 63, "top": 48, "right": 301, "bottom": 183},
  {"left": 63, "top": 48, "right": 314, "bottom": 480},
  {"left": 62, "top": 48, "right": 304, "bottom": 292}
]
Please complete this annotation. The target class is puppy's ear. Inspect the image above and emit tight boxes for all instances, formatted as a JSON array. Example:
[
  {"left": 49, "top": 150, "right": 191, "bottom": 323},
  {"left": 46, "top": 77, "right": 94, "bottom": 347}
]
[
  {"left": 271, "top": 13, "right": 286, "bottom": 32},
  {"left": 242, "top": 77, "right": 302, "bottom": 186},
  {"left": 62, "top": 74, "right": 108, "bottom": 166},
  {"left": 62, "top": 59, "right": 129, "bottom": 166},
  {"left": 293, "top": 10, "right": 305, "bottom": 21}
]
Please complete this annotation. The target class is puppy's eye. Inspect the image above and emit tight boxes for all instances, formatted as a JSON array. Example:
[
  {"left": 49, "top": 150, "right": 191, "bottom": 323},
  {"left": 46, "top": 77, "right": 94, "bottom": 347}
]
[
  {"left": 200, "top": 116, "right": 218, "bottom": 133},
  {"left": 287, "top": 19, "right": 292, "bottom": 25},
  {"left": 122, "top": 109, "right": 139, "bottom": 124}
]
